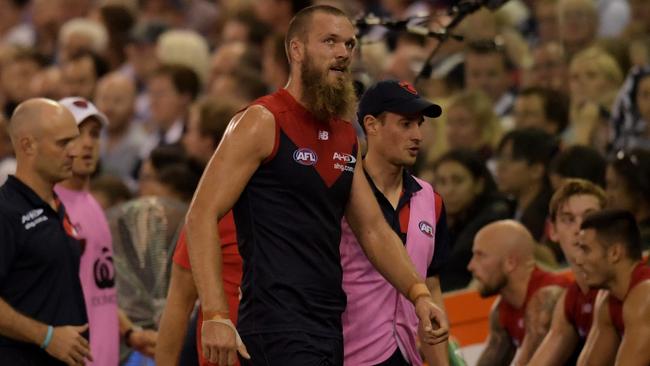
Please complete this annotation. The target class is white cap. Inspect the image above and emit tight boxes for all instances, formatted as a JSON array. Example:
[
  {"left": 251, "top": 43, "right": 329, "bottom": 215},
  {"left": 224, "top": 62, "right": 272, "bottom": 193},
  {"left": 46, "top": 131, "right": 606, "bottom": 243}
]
[{"left": 58, "top": 97, "right": 109, "bottom": 127}]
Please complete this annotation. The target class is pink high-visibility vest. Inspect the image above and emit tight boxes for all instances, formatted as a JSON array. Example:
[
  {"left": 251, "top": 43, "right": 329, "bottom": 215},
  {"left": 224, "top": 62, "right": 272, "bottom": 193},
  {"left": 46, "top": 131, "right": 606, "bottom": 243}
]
[{"left": 340, "top": 176, "right": 437, "bottom": 366}]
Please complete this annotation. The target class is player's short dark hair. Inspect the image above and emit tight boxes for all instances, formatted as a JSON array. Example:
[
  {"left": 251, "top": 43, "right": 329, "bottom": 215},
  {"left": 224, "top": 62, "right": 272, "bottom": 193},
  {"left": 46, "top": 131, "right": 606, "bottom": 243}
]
[{"left": 581, "top": 209, "right": 642, "bottom": 260}]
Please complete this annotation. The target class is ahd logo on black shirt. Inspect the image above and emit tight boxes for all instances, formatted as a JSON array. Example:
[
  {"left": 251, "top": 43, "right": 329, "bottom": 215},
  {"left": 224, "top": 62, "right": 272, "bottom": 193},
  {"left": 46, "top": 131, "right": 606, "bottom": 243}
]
[{"left": 94, "top": 247, "right": 115, "bottom": 289}]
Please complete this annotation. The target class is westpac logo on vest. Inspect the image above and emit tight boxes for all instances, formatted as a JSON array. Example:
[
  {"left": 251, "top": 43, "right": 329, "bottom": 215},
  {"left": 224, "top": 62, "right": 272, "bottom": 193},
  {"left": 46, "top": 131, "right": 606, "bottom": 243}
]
[{"left": 293, "top": 148, "right": 318, "bottom": 166}]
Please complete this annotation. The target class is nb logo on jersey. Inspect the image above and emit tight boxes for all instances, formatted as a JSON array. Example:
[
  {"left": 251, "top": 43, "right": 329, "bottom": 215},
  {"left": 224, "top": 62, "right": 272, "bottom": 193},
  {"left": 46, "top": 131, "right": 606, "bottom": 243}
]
[
  {"left": 293, "top": 148, "right": 318, "bottom": 166},
  {"left": 318, "top": 130, "right": 329, "bottom": 140},
  {"left": 333, "top": 152, "right": 356, "bottom": 164},
  {"left": 419, "top": 221, "right": 434, "bottom": 237}
]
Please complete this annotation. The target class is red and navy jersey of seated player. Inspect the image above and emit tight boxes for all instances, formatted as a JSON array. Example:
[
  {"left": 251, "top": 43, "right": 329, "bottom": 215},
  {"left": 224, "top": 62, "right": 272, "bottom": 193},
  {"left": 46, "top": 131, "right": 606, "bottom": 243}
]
[
  {"left": 609, "top": 261, "right": 650, "bottom": 335},
  {"left": 564, "top": 281, "right": 598, "bottom": 340},
  {"left": 233, "top": 89, "right": 358, "bottom": 338},
  {"left": 499, "top": 267, "right": 570, "bottom": 347}
]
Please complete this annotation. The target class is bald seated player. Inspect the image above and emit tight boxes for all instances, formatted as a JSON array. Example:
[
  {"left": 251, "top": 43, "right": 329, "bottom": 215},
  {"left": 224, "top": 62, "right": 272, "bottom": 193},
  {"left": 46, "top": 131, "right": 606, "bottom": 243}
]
[
  {"left": 0, "top": 99, "right": 92, "bottom": 365},
  {"left": 576, "top": 210, "right": 650, "bottom": 366},
  {"left": 529, "top": 179, "right": 606, "bottom": 366},
  {"left": 468, "top": 220, "right": 569, "bottom": 366}
]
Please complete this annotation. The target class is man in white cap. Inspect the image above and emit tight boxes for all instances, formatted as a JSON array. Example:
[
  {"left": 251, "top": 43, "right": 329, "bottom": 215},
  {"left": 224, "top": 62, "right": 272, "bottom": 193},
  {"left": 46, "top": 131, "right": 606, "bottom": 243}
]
[{"left": 55, "top": 97, "right": 155, "bottom": 365}]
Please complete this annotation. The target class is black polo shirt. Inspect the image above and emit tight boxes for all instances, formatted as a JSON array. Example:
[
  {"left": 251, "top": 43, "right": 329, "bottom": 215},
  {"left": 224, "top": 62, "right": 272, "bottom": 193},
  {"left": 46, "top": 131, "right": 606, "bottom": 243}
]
[
  {"left": 365, "top": 169, "right": 450, "bottom": 278},
  {"left": 0, "top": 176, "right": 87, "bottom": 352}
]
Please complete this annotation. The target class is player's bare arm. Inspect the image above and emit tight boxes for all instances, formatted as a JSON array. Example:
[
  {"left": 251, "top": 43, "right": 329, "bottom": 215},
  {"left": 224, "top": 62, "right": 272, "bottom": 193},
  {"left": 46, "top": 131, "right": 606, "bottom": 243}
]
[
  {"left": 344, "top": 150, "right": 448, "bottom": 344},
  {"left": 615, "top": 281, "right": 650, "bottom": 366},
  {"left": 186, "top": 105, "right": 275, "bottom": 365},
  {"left": 513, "top": 285, "right": 565, "bottom": 366},
  {"left": 155, "top": 264, "right": 198, "bottom": 366},
  {"left": 476, "top": 300, "right": 516, "bottom": 366},
  {"left": 578, "top": 290, "right": 619, "bottom": 366},
  {"left": 528, "top": 291, "right": 580, "bottom": 366}
]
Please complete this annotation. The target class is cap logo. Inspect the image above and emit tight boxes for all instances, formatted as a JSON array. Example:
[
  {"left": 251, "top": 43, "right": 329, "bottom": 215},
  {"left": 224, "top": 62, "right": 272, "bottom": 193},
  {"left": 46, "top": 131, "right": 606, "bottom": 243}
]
[
  {"left": 399, "top": 81, "right": 418, "bottom": 95},
  {"left": 73, "top": 100, "right": 88, "bottom": 109}
]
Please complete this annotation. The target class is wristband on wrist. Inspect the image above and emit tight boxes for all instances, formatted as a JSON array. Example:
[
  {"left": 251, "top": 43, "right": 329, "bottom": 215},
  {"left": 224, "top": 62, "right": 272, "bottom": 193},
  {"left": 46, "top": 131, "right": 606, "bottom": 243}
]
[
  {"left": 202, "top": 310, "right": 230, "bottom": 321},
  {"left": 408, "top": 283, "right": 432, "bottom": 304},
  {"left": 40, "top": 325, "right": 54, "bottom": 349}
]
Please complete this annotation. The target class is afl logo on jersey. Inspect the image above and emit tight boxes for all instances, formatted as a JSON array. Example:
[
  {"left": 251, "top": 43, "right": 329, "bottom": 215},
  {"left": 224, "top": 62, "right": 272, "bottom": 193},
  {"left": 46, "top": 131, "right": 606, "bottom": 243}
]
[
  {"left": 293, "top": 148, "right": 318, "bottom": 166},
  {"left": 419, "top": 221, "right": 434, "bottom": 237}
]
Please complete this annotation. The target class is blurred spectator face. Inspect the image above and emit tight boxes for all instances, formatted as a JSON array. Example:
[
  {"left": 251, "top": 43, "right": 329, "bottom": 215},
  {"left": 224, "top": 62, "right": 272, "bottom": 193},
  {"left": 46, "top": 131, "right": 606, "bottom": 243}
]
[
  {"left": 209, "top": 74, "right": 247, "bottom": 108},
  {"left": 383, "top": 43, "right": 426, "bottom": 82},
  {"left": 513, "top": 94, "right": 553, "bottom": 133},
  {"left": 253, "top": 0, "right": 287, "bottom": 27},
  {"left": 559, "top": 0, "right": 597, "bottom": 53},
  {"left": 30, "top": 67, "right": 64, "bottom": 100},
  {"left": 569, "top": 59, "right": 610, "bottom": 106},
  {"left": 182, "top": 106, "right": 214, "bottom": 163},
  {"left": 628, "top": 0, "right": 650, "bottom": 27},
  {"left": 0, "top": 0, "right": 22, "bottom": 30},
  {"left": 72, "top": 117, "right": 102, "bottom": 176},
  {"left": 208, "top": 43, "right": 246, "bottom": 89},
  {"left": 59, "top": 33, "right": 94, "bottom": 63},
  {"left": 138, "top": 158, "right": 167, "bottom": 197},
  {"left": 530, "top": 43, "right": 567, "bottom": 92},
  {"left": 148, "top": 74, "right": 186, "bottom": 127},
  {"left": 446, "top": 105, "right": 482, "bottom": 151},
  {"left": 635, "top": 75, "right": 650, "bottom": 124},
  {"left": 221, "top": 19, "right": 250, "bottom": 44},
  {"left": 95, "top": 74, "right": 136, "bottom": 133},
  {"left": 434, "top": 160, "right": 483, "bottom": 216},
  {"left": 605, "top": 164, "right": 635, "bottom": 212},
  {"left": 125, "top": 43, "right": 159, "bottom": 82},
  {"left": 32, "top": 0, "right": 63, "bottom": 34},
  {"left": 61, "top": 55, "right": 97, "bottom": 99},
  {"left": 535, "top": 1, "right": 559, "bottom": 43},
  {"left": 496, "top": 141, "right": 537, "bottom": 195},
  {"left": 1, "top": 58, "right": 41, "bottom": 102},
  {"left": 465, "top": 52, "right": 510, "bottom": 102}
]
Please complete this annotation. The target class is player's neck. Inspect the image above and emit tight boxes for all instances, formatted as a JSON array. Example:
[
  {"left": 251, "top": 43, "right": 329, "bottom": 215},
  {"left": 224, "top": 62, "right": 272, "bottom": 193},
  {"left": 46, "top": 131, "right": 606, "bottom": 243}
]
[
  {"left": 610, "top": 260, "right": 640, "bottom": 300},
  {"left": 59, "top": 174, "right": 90, "bottom": 192},
  {"left": 364, "top": 152, "right": 403, "bottom": 205},
  {"left": 502, "top": 263, "right": 535, "bottom": 308}
]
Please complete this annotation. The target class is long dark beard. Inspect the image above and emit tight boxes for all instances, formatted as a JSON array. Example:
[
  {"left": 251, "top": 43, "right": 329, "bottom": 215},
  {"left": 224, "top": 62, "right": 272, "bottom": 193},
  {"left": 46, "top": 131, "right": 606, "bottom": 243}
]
[{"left": 300, "top": 54, "right": 357, "bottom": 122}]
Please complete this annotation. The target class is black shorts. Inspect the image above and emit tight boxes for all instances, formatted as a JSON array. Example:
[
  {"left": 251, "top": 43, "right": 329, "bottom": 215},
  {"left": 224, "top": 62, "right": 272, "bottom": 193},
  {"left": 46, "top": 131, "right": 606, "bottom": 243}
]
[
  {"left": 239, "top": 332, "right": 343, "bottom": 366},
  {"left": 0, "top": 346, "right": 66, "bottom": 366}
]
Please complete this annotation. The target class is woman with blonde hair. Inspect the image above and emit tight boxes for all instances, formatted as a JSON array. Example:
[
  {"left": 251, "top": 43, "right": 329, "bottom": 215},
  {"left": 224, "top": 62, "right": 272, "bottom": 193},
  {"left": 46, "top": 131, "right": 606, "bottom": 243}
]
[{"left": 567, "top": 46, "right": 624, "bottom": 148}]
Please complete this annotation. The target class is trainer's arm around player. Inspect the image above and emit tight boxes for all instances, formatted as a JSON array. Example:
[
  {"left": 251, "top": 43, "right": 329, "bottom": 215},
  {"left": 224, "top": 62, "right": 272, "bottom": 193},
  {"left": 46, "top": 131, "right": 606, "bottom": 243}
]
[
  {"left": 344, "top": 149, "right": 449, "bottom": 346},
  {"left": 185, "top": 105, "right": 275, "bottom": 365},
  {"left": 578, "top": 291, "right": 619, "bottom": 366},
  {"left": 528, "top": 291, "right": 580, "bottom": 366}
]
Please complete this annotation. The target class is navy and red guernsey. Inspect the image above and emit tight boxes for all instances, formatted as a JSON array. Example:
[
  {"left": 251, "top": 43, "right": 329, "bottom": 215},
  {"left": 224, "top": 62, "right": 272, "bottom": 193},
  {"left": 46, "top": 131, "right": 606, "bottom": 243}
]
[
  {"left": 564, "top": 282, "right": 598, "bottom": 339},
  {"left": 608, "top": 262, "right": 650, "bottom": 335},
  {"left": 233, "top": 89, "right": 358, "bottom": 338}
]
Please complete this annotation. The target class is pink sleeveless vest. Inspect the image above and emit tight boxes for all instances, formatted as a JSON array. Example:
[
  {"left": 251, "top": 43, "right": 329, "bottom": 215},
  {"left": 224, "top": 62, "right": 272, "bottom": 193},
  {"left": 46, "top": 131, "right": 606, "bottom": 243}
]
[{"left": 340, "top": 176, "right": 437, "bottom": 366}]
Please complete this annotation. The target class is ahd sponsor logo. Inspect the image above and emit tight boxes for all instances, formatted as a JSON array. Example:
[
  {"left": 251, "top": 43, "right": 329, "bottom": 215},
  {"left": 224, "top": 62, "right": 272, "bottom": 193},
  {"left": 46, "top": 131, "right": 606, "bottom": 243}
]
[
  {"left": 332, "top": 152, "right": 356, "bottom": 164},
  {"left": 293, "top": 148, "right": 318, "bottom": 166},
  {"left": 418, "top": 221, "right": 434, "bottom": 237}
]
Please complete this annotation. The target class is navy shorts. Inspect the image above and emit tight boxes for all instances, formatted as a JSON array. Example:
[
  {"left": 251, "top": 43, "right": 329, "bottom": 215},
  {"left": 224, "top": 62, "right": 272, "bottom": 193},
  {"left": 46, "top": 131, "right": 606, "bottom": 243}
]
[{"left": 239, "top": 332, "right": 343, "bottom": 366}]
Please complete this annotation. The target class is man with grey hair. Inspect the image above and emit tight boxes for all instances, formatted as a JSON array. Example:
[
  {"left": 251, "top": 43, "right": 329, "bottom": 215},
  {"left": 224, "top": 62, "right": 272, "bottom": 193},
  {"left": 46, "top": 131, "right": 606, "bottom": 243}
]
[{"left": 0, "top": 98, "right": 92, "bottom": 365}]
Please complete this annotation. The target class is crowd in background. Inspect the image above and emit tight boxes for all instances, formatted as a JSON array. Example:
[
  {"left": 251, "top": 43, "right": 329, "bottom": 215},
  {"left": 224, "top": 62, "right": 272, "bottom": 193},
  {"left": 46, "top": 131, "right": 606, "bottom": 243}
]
[{"left": 1, "top": 0, "right": 650, "bottom": 364}]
